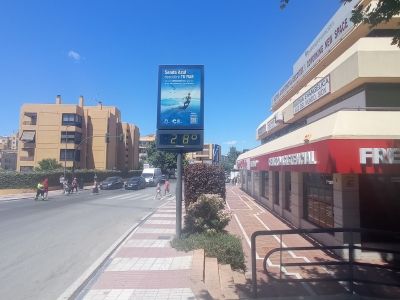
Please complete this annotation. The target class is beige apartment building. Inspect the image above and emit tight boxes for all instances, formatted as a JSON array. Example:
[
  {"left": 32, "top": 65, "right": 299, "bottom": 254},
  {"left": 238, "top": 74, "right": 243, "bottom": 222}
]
[
  {"left": 139, "top": 134, "right": 156, "bottom": 161},
  {"left": 237, "top": 0, "right": 400, "bottom": 257},
  {"left": 0, "top": 132, "right": 19, "bottom": 150},
  {"left": 17, "top": 95, "right": 140, "bottom": 172},
  {"left": 186, "top": 143, "right": 221, "bottom": 164}
]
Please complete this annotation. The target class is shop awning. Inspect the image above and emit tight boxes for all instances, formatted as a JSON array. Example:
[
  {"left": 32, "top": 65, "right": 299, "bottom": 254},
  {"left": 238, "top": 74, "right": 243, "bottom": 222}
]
[{"left": 20, "top": 131, "right": 36, "bottom": 142}]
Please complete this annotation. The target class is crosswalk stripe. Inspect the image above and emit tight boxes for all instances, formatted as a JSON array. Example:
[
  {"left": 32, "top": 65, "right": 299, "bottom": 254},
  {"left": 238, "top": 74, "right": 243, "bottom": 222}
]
[{"left": 106, "top": 193, "right": 151, "bottom": 200}]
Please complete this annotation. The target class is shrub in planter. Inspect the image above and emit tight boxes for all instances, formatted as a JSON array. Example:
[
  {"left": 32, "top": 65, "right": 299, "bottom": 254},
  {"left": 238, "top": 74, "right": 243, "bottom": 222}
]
[
  {"left": 184, "top": 163, "right": 226, "bottom": 210},
  {"left": 184, "top": 194, "right": 230, "bottom": 233}
]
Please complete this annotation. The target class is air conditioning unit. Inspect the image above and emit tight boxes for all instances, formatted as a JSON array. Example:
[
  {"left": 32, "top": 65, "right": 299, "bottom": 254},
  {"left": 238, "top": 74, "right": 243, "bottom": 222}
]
[{"left": 275, "top": 112, "right": 284, "bottom": 124}]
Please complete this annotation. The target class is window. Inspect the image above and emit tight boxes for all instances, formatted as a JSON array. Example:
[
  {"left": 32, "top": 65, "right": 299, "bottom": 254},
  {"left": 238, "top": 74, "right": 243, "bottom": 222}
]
[
  {"left": 60, "top": 132, "right": 82, "bottom": 144},
  {"left": 254, "top": 171, "right": 259, "bottom": 198},
  {"left": 20, "top": 166, "right": 33, "bottom": 172},
  {"left": 262, "top": 172, "right": 269, "bottom": 199},
  {"left": 285, "top": 172, "right": 291, "bottom": 211},
  {"left": 304, "top": 173, "right": 334, "bottom": 229},
  {"left": 60, "top": 149, "right": 80, "bottom": 161},
  {"left": 274, "top": 172, "right": 280, "bottom": 205},
  {"left": 62, "top": 114, "right": 82, "bottom": 128}
]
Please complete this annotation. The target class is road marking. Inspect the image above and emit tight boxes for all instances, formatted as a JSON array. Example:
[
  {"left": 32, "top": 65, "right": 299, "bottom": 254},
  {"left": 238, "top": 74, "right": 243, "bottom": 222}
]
[{"left": 106, "top": 193, "right": 151, "bottom": 200}]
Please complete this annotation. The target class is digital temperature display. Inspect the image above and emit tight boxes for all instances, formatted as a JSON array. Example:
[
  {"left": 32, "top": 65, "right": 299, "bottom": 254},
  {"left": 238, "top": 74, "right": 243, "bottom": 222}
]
[
  {"left": 156, "top": 130, "right": 204, "bottom": 152},
  {"left": 159, "top": 133, "right": 201, "bottom": 146}
]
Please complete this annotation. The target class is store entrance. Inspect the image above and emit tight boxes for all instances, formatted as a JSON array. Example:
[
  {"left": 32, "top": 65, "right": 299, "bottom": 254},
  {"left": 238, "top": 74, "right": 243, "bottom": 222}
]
[{"left": 359, "top": 174, "right": 400, "bottom": 243}]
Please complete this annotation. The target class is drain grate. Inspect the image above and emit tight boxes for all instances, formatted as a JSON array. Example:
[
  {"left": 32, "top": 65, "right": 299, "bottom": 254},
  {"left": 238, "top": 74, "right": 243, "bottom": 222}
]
[{"left": 157, "top": 236, "right": 171, "bottom": 240}]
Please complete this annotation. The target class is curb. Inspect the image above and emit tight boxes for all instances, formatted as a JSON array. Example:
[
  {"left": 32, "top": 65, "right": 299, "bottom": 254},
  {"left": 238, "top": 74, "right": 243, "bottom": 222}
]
[{"left": 57, "top": 202, "right": 166, "bottom": 300}]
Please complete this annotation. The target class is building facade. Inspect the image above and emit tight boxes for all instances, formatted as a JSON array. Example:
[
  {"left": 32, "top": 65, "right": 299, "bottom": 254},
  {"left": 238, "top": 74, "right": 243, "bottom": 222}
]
[
  {"left": 139, "top": 134, "right": 156, "bottom": 161},
  {"left": 0, "top": 132, "right": 19, "bottom": 150},
  {"left": 186, "top": 143, "right": 221, "bottom": 164},
  {"left": 237, "top": 0, "right": 400, "bottom": 258},
  {"left": 17, "top": 95, "right": 140, "bottom": 172}
]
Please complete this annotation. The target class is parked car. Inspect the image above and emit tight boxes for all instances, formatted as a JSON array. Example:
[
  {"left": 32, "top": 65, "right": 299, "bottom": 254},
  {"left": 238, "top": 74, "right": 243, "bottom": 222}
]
[
  {"left": 125, "top": 176, "right": 146, "bottom": 190},
  {"left": 225, "top": 177, "right": 231, "bottom": 183},
  {"left": 100, "top": 176, "right": 124, "bottom": 190}
]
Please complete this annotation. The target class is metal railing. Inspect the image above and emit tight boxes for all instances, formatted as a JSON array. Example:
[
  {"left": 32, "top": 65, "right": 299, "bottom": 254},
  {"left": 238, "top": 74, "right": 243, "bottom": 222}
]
[
  {"left": 22, "top": 121, "right": 36, "bottom": 125},
  {"left": 251, "top": 228, "right": 400, "bottom": 298},
  {"left": 20, "top": 156, "right": 34, "bottom": 161}
]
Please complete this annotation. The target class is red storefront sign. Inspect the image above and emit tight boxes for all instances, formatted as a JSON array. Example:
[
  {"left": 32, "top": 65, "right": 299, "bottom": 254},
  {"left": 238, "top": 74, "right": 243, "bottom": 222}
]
[{"left": 250, "top": 139, "right": 400, "bottom": 174}]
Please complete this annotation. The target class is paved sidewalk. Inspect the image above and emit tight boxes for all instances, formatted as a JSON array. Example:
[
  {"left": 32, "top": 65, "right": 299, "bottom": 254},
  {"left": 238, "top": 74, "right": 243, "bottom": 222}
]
[
  {"left": 225, "top": 185, "right": 400, "bottom": 299},
  {"left": 0, "top": 186, "right": 92, "bottom": 202},
  {"left": 78, "top": 198, "right": 198, "bottom": 300}
]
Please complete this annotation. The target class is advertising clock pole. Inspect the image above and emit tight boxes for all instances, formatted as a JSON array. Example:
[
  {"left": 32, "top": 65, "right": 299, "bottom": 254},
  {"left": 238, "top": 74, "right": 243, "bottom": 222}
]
[
  {"left": 156, "top": 65, "right": 204, "bottom": 239},
  {"left": 176, "top": 151, "right": 182, "bottom": 237}
]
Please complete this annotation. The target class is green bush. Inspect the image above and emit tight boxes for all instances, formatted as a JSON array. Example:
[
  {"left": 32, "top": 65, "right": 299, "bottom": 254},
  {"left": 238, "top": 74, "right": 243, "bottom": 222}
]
[
  {"left": 184, "top": 163, "right": 226, "bottom": 209},
  {"left": 184, "top": 194, "right": 230, "bottom": 233},
  {"left": 0, "top": 169, "right": 142, "bottom": 189},
  {"left": 170, "top": 232, "right": 245, "bottom": 270}
]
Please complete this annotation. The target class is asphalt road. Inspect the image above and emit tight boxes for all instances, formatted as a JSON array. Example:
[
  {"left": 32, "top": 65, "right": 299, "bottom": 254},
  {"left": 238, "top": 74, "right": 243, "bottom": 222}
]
[{"left": 0, "top": 180, "right": 176, "bottom": 300}]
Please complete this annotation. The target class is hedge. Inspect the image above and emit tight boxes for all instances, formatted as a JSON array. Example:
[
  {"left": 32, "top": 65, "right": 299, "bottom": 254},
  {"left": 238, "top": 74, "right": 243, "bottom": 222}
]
[
  {"left": 0, "top": 169, "right": 142, "bottom": 190},
  {"left": 183, "top": 163, "right": 226, "bottom": 210}
]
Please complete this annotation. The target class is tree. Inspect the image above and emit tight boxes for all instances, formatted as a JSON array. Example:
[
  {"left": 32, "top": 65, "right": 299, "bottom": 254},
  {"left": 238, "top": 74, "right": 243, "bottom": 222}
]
[
  {"left": 146, "top": 141, "right": 189, "bottom": 173},
  {"left": 222, "top": 147, "right": 242, "bottom": 173},
  {"left": 35, "top": 158, "right": 63, "bottom": 171},
  {"left": 280, "top": 0, "right": 400, "bottom": 47}
]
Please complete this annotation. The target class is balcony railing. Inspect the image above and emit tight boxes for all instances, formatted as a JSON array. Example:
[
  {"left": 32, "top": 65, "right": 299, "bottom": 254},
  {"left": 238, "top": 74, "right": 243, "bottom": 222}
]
[
  {"left": 22, "top": 121, "right": 37, "bottom": 125},
  {"left": 20, "top": 156, "right": 34, "bottom": 161}
]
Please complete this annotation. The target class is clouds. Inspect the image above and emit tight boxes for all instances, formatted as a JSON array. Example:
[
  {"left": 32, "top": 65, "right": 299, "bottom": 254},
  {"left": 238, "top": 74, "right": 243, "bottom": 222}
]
[
  {"left": 223, "top": 141, "right": 237, "bottom": 145},
  {"left": 68, "top": 50, "right": 81, "bottom": 61}
]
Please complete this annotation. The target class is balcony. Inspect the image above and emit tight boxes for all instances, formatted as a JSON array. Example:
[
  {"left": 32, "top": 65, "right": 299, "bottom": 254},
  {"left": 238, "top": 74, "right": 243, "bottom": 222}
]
[
  {"left": 20, "top": 156, "right": 34, "bottom": 161},
  {"left": 22, "top": 121, "right": 37, "bottom": 125}
]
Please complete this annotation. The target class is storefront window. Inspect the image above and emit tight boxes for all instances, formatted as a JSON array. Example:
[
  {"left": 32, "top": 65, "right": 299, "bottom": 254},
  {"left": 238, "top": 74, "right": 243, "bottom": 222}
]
[
  {"left": 304, "top": 173, "right": 334, "bottom": 228},
  {"left": 274, "top": 171, "right": 279, "bottom": 205},
  {"left": 285, "top": 172, "right": 291, "bottom": 211},
  {"left": 262, "top": 171, "right": 269, "bottom": 199},
  {"left": 254, "top": 171, "right": 259, "bottom": 198},
  {"left": 247, "top": 170, "right": 252, "bottom": 192}
]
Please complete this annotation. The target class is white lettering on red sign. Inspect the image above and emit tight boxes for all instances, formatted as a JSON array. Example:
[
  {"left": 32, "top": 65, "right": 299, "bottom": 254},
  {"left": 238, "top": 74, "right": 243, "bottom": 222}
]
[
  {"left": 360, "top": 148, "right": 400, "bottom": 164},
  {"left": 269, "top": 151, "right": 317, "bottom": 166}
]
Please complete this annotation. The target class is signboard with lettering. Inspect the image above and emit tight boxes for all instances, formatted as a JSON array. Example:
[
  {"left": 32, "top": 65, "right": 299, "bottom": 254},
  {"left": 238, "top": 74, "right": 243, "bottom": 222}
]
[
  {"left": 157, "top": 65, "right": 204, "bottom": 130},
  {"left": 271, "top": 2, "right": 355, "bottom": 108},
  {"left": 293, "top": 75, "right": 331, "bottom": 114}
]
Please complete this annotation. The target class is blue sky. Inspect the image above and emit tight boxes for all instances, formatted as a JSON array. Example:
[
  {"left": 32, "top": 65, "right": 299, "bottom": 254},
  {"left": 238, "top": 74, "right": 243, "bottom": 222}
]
[{"left": 0, "top": 0, "right": 343, "bottom": 154}]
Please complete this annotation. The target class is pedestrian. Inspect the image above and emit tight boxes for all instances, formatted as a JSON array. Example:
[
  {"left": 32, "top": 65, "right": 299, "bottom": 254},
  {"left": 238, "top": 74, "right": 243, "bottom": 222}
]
[
  {"left": 91, "top": 180, "right": 99, "bottom": 195},
  {"left": 43, "top": 178, "right": 49, "bottom": 200},
  {"left": 59, "top": 175, "right": 65, "bottom": 190},
  {"left": 72, "top": 177, "right": 78, "bottom": 193},
  {"left": 94, "top": 173, "right": 97, "bottom": 182},
  {"left": 164, "top": 179, "right": 171, "bottom": 197},
  {"left": 154, "top": 182, "right": 163, "bottom": 200},
  {"left": 63, "top": 180, "right": 70, "bottom": 195},
  {"left": 35, "top": 181, "right": 45, "bottom": 201}
]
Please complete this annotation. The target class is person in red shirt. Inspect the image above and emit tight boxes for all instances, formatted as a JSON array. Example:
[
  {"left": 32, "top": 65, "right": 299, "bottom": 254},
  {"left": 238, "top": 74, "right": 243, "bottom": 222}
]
[
  {"left": 43, "top": 178, "right": 49, "bottom": 200},
  {"left": 164, "top": 179, "right": 172, "bottom": 197}
]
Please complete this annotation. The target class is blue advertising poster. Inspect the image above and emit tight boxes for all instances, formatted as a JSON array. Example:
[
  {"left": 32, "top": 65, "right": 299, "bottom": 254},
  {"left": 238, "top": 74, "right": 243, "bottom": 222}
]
[
  {"left": 157, "top": 65, "right": 204, "bottom": 130},
  {"left": 213, "top": 144, "right": 220, "bottom": 164}
]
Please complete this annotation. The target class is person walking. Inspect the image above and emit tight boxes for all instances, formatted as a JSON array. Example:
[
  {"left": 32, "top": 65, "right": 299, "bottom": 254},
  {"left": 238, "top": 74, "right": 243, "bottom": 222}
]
[
  {"left": 154, "top": 182, "right": 163, "bottom": 200},
  {"left": 164, "top": 179, "right": 172, "bottom": 197},
  {"left": 59, "top": 175, "right": 65, "bottom": 191},
  {"left": 91, "top": 180, "right": 99, "bottom": 195},
  {"left": 43, "top": 178, "right": 49, "bottom": 200},
  {"left": 72, "top": 177, "right": 78, "bottom": 193},
  {"left": 63, "top": 180, "right": 70, "bottom": 195},
  {"left": 35, "top": 181, "right": 45, "bottom": 201}
]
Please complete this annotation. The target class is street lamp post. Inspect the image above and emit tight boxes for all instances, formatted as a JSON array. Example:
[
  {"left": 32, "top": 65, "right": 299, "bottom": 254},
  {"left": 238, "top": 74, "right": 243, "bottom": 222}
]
[{"left": 64, "top": 125, "right": 71, "bottom": 179}]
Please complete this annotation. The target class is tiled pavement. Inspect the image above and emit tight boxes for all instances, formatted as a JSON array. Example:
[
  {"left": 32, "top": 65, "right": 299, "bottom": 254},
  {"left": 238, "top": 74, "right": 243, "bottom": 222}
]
[
  {"left": 225, "top": 185, "right": 400, "bottom": 299},
  {"left": 80, "top": 199, "right": 198, "bottom": 300}
]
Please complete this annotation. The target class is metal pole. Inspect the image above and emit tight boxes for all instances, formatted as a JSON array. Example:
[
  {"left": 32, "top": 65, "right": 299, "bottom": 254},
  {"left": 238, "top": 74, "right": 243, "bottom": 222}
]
[
  {"left": 64, "top": 126, "right": 69, "bottom": 179},
  {"left": 251, "top": 233, "right": 257, "bottom": 298},
  {"left": 176, "top": 151, "right": 182, "bottom": 238}
]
